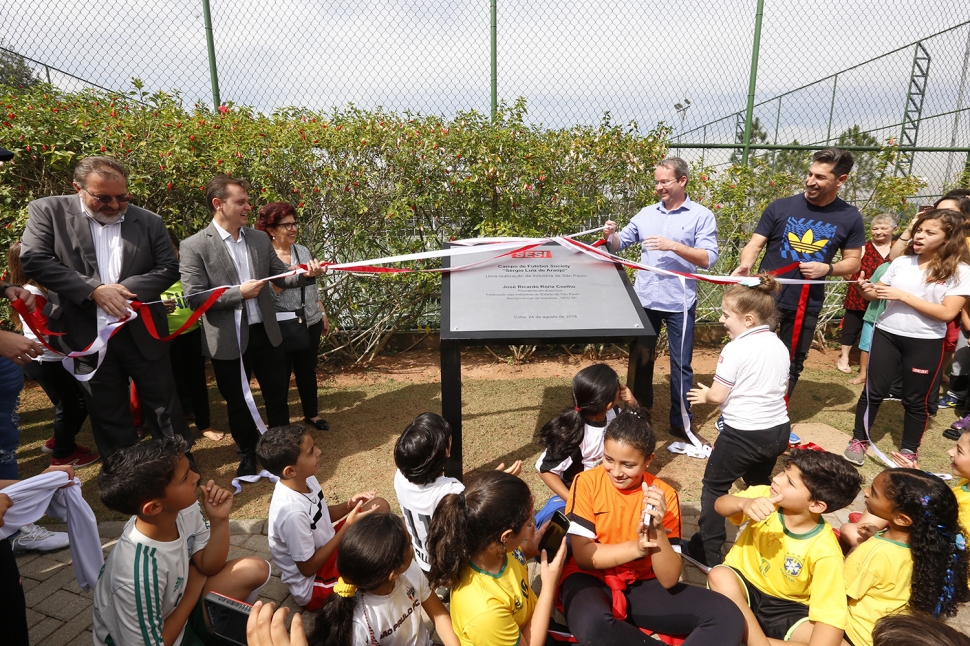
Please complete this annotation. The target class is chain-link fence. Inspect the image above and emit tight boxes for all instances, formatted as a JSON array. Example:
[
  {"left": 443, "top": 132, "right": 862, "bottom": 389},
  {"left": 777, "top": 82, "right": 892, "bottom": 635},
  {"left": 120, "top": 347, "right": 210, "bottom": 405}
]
[
  {"left": 671, "top": 21, "right": 970, "bottom": 202},
  {"left": 3, "top": 1, "right": 970, "bottom": 342},
  {"left": 1, "top": 2, "right": 966, "bottom": 126}
]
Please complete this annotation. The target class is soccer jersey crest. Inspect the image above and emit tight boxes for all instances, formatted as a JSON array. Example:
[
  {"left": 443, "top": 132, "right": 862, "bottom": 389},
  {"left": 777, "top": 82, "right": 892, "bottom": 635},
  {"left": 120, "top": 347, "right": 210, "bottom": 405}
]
[
  {"left": 781, "top": 218, "right": 836, "bottom": 262},
  {"left": 784, "top": 555, "right": 804, "bottom": 578}
]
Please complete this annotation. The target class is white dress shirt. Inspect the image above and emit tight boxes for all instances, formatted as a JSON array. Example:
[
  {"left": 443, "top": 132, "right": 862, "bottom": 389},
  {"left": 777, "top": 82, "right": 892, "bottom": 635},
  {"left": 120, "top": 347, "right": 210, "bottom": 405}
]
[
  {"left": 212, "top": 220, "right": 262, "bottom": 324},
  {"left": 79, "top": 195, "right": 125, "bottom": 324}
]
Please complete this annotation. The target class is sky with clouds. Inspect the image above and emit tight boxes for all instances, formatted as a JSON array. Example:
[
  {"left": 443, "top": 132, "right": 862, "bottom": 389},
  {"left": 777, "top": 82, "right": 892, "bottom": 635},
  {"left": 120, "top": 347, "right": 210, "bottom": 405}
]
[{"left": 4, "top": 1, "right": 969, "bottom": 184}]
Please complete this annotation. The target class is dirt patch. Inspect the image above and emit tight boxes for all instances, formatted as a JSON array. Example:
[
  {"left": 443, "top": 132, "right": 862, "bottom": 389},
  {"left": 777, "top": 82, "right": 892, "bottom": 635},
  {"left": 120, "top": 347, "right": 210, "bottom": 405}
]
[{"left": 13, "top": 343, "right": 960, "bottom": 521}]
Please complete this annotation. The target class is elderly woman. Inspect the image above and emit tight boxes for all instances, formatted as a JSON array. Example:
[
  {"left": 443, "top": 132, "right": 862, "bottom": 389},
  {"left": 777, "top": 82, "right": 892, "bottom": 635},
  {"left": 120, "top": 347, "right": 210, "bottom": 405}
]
[
  {"left": 838, "top": 213, "right": 894, "bottom": 380},
  {"left": 256, "top": 202, "right": 331, "bottom": 431}
]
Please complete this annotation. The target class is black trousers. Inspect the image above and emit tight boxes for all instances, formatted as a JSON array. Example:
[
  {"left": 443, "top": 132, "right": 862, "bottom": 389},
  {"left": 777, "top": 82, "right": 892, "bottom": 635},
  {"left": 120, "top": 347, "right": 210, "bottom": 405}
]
[
  {"left": 853, "top": 327, "right": 944, "bottom": 452},
  {"left": 0, "top": 539, "right": 28, "bottom": 646},
  {"left": 23, "top": 359, "right": 88, "bottom": 458},
  {"left": 170, "top": 327, "right": 211, "bottom": 431},
  {"left": 777, "top": 307, "right": 819, "bottom": 397},
  {"left": 697, "top": 421, "right": 790, "bottom": 566},
  {"left": 72, "top": 326, "right": 192, "bottom": 458},
  {"left": 560, "top": 573, "right": 745, "bottom": 646},
  {"left": 210, "top": 323, "right": 290, "bottom": 456},
  {"left": 284, "top": 319, "right": 323, "bottom": 419}
]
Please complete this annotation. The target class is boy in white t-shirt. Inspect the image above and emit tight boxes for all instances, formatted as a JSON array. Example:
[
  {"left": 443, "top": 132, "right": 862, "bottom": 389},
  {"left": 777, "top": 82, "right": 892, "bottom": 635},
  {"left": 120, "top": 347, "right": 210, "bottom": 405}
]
[
  {"left": 93, "top": 437, "right": 270, "bottom": 646},
  {"left": 257, "top": 425, "right": 389, "bottom": 610},
  {"left": 686, "top": 275, "right": 791, "bottom": 567},
  {"left": 393, "top": 412, "right": 521, "bottom": 574}
]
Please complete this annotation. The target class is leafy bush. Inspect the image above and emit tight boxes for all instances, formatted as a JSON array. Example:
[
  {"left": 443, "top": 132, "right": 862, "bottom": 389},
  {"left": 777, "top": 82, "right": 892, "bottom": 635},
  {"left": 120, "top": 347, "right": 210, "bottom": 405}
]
[{"left": 0, "top": 84, "right": 668, "bottom": 361}]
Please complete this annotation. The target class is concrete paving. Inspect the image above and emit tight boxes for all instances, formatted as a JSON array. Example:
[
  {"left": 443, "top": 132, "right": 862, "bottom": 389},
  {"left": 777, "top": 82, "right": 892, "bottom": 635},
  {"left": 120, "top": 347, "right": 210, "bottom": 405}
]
[{"left": 18, "top": 501, "right": 970, "bottom": 645}]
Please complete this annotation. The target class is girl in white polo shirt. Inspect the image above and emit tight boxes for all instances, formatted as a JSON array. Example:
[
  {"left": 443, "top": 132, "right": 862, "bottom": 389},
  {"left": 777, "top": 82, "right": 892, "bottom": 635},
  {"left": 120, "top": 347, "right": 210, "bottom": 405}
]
[
  {"left": 847, "top": 208, "right": 970, "bottom": 469},
  {"left": 685, "top": 274, "right": 791, "bottom": 567}
]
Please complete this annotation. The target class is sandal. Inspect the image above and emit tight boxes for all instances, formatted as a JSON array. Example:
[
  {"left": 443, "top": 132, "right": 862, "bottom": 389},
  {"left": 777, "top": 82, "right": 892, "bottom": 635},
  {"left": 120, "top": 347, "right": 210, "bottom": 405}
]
[{"left": 306, "top": 417, "right": 330, "bottom": 431}]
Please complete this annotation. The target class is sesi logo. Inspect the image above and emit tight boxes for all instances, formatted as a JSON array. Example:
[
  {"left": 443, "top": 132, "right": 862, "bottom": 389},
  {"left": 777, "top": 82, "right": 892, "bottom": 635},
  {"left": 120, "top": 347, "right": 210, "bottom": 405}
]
[{"left": 511, "top": 250, "right": 552, "bottom": 258}]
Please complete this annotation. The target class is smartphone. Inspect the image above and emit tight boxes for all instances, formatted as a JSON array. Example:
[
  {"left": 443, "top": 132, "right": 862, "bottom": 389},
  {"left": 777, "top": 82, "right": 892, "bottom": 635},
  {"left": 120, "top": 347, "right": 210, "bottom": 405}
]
[
  {"left": 538, "top": 510, "right": 570, "bottom": 559},
  {"left": 204, "top": 592, "right": 252, "bottom": 646},
  {"left": 919, "top": 204, "right": 934, "bottom": 214}
]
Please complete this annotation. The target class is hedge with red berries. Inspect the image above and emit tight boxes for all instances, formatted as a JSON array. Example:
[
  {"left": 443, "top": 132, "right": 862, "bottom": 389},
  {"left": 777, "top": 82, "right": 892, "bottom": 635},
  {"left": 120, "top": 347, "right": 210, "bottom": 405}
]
[
  {"left": 1, "top": 84, "right": 924, "bottom": 359},
  {"left": 0, "top": 86, "right": 669, "bottom": 360}
]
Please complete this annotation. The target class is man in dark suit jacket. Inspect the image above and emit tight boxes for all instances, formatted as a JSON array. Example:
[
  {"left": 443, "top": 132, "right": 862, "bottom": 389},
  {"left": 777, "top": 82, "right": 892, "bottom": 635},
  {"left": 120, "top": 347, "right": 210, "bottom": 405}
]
[
  {"left": 180, "top": 174, "right": 323, "bottom": 476},
  {"left": 20, "top": 156, "right": 192, "bottom": 458}
]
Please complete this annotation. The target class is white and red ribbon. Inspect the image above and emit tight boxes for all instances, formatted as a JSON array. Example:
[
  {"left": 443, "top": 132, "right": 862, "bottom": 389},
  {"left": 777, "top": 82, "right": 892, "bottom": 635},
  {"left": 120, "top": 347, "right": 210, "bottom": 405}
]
[{"left": 15, "top": 230, "right": 851, "bottom": 464}]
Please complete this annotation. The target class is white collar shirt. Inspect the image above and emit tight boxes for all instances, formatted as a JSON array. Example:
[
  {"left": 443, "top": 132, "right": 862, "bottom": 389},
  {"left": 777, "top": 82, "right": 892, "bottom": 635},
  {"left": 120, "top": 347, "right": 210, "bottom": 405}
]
[
  {"left": 79, "top": 194, "right": 126, "bottom": 323},
  {"left": 212, "top": 220, "right": 262, "bottom": 324}
]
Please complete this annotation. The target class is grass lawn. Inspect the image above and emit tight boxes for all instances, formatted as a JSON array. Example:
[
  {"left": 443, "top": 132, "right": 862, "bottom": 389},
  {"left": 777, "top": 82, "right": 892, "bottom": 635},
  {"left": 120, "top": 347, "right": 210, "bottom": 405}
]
[{"left": 13, "top": 345, "right": 961, "bottom": 523}]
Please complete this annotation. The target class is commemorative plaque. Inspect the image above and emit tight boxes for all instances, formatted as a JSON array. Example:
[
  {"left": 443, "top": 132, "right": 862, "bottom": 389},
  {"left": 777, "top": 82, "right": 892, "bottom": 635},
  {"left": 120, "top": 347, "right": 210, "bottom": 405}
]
[
  {"left": 439, "top": 240, "right": 654, "bottom": 477},
  {"left": 444, "top": 241, "right": 648, "bottom": 336}
]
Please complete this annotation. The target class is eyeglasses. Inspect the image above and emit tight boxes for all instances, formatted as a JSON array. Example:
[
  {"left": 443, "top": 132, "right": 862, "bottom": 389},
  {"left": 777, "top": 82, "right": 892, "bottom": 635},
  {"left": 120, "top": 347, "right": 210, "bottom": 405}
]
[
  {"left": 654, "top": 178, "right": 679, "bottom": 188},
  {"left": 276, "top": 222, "right": 299, "bottom": 231},
  {"left": 83, "top": 188, "right": 131, "bottom": 204}
]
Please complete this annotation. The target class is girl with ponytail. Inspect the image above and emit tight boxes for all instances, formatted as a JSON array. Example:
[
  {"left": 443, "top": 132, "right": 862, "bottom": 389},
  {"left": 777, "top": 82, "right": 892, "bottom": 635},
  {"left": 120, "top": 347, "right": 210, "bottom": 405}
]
[
  {"left": 535, "top": 363, "right": 637, "bottom": 526},
  {"left": 427, "top": 470, "right": 567, "bottom": 646},
  {"left": 843, "top": 469, "right": 969, "bottom": 646},
  {"left": 685, "top": 273, "right": 791, "bottom": 567},
  {"left": 309, "top": 513, "right": 459, "bottom": 646}
]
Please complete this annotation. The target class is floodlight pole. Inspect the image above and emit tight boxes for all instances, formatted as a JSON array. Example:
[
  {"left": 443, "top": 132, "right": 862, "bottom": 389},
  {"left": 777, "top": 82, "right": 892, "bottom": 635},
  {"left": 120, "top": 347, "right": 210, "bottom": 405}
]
[
  {"left": 491, "top": 0, "right": 498, "bottom": 121},
  {"left": 201, "top": 0, "right": 222, "bottom": 109},
  {"left": 741, "top": 0, "right": 765, "bottom": 166}
]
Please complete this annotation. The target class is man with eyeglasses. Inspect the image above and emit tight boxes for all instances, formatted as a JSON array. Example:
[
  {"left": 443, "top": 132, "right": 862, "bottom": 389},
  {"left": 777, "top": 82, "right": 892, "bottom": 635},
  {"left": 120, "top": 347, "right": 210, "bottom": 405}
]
[
  {"left": 604, "top": 157, "right": 718, "bottom": 441},
  {"left": 20, "top": 156, "right": 192, "bottom": 459}
]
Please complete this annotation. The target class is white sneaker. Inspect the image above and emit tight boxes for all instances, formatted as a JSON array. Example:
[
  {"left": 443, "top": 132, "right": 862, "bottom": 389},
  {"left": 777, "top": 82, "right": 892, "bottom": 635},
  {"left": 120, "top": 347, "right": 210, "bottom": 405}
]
[{"left": 10, "top": 523, "right": 70, "bottom": 554}]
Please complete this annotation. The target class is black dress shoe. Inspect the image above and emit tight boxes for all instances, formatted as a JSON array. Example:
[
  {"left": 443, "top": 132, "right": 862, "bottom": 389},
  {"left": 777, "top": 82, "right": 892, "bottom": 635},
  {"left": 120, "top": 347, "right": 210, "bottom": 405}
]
[
  {"left": 236, "top": 453, "right": 258, "bottom": 478},
  {"left": 305, "top": 418, "right": 330, "bottom": 431}
]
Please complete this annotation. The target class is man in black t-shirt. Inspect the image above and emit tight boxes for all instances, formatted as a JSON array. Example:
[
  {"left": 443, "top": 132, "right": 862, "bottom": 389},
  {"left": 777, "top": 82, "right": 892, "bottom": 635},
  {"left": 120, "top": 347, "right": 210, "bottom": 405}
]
[{"left": 733, "top": 148, "right": 865, "bottom": 396}]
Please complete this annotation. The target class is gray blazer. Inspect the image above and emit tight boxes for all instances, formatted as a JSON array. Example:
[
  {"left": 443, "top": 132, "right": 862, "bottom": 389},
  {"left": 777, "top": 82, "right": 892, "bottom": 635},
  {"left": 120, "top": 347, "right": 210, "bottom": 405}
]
[
  {"left": 20, "top": 195, "right": 179, "bottom": 360},
  {"left": 179, "top": 222, "right": 312, "bottom": 360}
]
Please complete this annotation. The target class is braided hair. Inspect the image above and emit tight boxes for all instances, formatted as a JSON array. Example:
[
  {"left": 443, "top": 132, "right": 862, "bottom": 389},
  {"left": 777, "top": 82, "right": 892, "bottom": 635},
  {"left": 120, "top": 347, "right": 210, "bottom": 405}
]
[{"left": 882, "top": 469, "right": 969, "bottom": 618}]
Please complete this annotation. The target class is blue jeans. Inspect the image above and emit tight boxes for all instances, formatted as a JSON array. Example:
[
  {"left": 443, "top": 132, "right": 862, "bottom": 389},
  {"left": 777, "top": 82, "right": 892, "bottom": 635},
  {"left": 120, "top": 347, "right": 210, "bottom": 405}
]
[
  {"left": 0, "top": 357, "right": 24, "bottom": 480},
  {"left": 627, "top": 305, "right": 695, "bottom": 430}
]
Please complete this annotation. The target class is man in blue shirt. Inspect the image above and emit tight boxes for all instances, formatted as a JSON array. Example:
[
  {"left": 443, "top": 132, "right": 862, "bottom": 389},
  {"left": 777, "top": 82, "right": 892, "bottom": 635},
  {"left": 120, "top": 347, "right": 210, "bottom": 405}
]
[{"left": 605, "top": 157, "right": 719, "bottom": 439}]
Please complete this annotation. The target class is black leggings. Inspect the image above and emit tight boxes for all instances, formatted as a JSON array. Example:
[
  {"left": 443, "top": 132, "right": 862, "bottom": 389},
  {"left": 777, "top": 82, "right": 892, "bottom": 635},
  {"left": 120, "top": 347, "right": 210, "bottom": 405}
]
[
  {"left": 853, "top": 327, "right": 944, "bottom": 451},
  {"left": 839, "top": 309, "right": 866, "bottom": 346},
  {"left": 169, "top": 328, "right": 211, "bottom": 431},
  {"left": 23, "top": 360, "right": 87, "bottom": 458},
  {"left": 697, "top": 422, "right": 790, "bottom": 566},
  {"left": 560, "top": 573, "right": 744, "bottom": 646},
  {"left": 285, "top": 319, "right": 323, "bottom": 419}
]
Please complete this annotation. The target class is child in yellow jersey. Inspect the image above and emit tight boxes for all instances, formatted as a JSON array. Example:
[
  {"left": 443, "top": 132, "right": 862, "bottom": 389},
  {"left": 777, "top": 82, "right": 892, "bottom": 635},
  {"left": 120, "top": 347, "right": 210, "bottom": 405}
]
[
  {"left": 844, "top": 468, "right": 968, "bottom": 646},
  {"left": 708, "top": 449, "right": 862, "bottom": 645},
  {"left": 426, "top": 471, "right": 567, "bottom": 646},
  {"left": 949, "top": 429, "right": 970, "bottom": 539}
]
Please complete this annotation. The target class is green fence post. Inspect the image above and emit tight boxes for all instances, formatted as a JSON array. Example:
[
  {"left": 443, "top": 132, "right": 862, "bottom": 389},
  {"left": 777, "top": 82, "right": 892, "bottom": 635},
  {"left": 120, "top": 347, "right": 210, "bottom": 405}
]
[
  {"left": 201, "top": 0, "right": 221, "bottom": 109},
  {"left": 771, "top": 96, "right": 781, "bottom": 171},
  {"left": 826, "top": 73, "right": 839, "bottom": 144},
  {"left": 490, "top": 0, "right": 497, "bottom": 122},
  {"left": 741, "top": 0, "right": 765, "bottom": 166}
]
